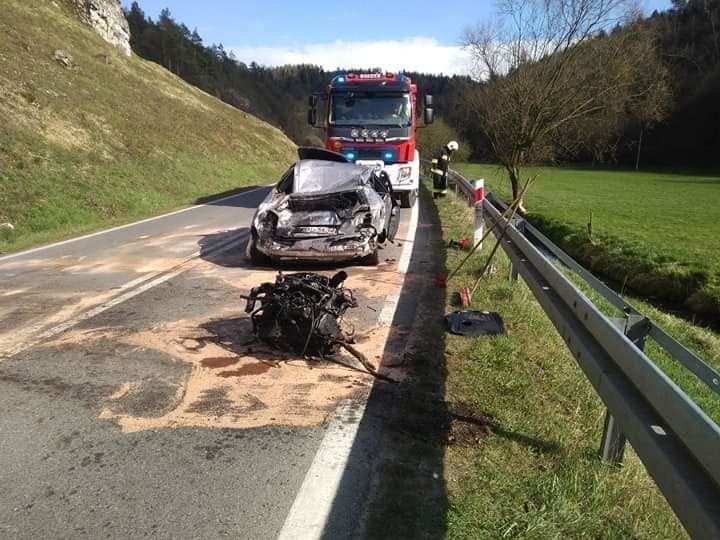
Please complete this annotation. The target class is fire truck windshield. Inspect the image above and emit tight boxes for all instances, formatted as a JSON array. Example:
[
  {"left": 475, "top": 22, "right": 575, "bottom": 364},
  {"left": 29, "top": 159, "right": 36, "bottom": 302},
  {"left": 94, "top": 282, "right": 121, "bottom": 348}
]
[{"left": 330, "top": 92, "right": 411, "bottom": 127}]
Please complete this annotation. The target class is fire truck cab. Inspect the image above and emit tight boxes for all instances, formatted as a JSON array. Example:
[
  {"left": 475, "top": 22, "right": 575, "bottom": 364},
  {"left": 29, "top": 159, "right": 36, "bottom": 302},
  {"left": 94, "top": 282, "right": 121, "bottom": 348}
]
[{"left": 308, "top": 72, "right": 434, "bottom": 208}]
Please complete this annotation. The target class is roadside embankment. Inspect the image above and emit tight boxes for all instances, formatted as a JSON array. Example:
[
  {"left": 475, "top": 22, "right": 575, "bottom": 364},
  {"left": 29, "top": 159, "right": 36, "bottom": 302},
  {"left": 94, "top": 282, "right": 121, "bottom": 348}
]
[
  {"left": 433, "top": 180, "right": 688, "bottom": 538},
  {"left": 0, "top": 1, "right": 296, "bottom": 253}
]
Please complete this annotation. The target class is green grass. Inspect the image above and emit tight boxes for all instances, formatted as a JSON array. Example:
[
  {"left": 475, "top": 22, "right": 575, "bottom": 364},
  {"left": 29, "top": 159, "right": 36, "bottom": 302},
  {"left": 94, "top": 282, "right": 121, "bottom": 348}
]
[
  {"left": 0, "top": 1, "right": 296, "bottom": 253},
  {"left": 432, "top": 182, "right": 710, "bottom": 538},
  {"left": 455, "top": 164, "right": 720, "bottom": 321}
]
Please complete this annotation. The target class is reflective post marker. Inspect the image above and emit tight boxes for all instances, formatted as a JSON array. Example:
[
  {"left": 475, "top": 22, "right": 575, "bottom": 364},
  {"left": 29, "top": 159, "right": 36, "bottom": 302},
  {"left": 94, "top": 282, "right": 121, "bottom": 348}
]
[{"left": 474, "top": 179, "right": 485, "bottom": 249}]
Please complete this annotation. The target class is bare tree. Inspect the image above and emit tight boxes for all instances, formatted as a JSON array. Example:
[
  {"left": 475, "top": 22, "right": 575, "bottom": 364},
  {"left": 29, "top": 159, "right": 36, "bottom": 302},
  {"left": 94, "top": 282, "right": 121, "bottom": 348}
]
[{"left": 462, "top": 0, "right": 669, "bottom": 209}]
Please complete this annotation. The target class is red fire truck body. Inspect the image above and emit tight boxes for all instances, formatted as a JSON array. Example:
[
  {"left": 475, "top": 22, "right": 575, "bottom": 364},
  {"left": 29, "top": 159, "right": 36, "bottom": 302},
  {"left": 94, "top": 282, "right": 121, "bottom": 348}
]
[{"left": 308, "top": 72, "right": 434, "bottom": 208}]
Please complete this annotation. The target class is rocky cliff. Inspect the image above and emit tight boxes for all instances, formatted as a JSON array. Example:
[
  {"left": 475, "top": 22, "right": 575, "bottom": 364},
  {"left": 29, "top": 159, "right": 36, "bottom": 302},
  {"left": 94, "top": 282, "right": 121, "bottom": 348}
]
[{"left": 72, "top": 0, "right": 130, "bottom": 56}]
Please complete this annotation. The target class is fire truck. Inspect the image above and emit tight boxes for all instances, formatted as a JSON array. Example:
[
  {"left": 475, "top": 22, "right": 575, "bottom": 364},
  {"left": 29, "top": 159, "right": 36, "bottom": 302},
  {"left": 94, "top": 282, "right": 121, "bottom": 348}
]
[{"left": 308, "top": 72, "right": 434, "bottom": 208}]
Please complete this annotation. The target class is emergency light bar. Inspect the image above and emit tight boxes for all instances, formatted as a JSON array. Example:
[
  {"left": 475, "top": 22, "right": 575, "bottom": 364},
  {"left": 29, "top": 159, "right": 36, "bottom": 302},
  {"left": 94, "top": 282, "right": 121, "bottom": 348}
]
[{"left": 337, "top": 73, "right": 402, "bottom": 82}]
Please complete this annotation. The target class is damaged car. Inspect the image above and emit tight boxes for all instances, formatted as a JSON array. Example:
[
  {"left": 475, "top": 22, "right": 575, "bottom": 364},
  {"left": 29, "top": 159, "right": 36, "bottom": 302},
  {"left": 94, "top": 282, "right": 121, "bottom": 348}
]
[{"left": 246, "top": 147, "right": 400, "bottom": 265}]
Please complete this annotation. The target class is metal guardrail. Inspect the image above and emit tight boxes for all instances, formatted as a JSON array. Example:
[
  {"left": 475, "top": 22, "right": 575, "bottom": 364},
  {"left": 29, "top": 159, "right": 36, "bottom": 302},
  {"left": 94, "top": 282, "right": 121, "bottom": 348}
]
[{"left": 432, "top": 165, "right": 720, "bottom": 538}]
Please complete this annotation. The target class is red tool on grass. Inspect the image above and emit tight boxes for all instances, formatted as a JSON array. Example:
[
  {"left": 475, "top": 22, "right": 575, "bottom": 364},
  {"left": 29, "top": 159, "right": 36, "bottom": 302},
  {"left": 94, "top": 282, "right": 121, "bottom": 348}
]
[{"left": 449, "top": 177, "right": 536, "bottom": 307}]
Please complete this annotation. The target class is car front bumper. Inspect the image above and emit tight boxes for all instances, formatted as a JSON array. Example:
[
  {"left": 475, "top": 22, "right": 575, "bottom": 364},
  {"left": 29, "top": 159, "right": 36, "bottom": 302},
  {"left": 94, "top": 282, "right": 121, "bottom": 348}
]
[{"left": 255, "top": 234, "right": 376, "bottom": 261}]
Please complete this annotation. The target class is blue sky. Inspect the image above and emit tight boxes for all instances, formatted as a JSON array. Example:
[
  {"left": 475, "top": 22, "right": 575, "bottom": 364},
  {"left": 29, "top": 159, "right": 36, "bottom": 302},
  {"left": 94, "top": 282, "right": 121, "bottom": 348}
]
[{"left": 124, "top": 0, "right": 674, "bottom": 73}]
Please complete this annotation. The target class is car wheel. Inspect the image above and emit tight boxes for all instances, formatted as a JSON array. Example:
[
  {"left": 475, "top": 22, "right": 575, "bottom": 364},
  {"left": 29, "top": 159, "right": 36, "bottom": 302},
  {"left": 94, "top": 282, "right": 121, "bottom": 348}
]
[
  {"left": 359, "top": 249, "right": 380, "bottom": 266},
  {"left": 399, "top": 189, "right": 417, "bottom": 208},
  {"left": 248, "top": 238, "right": 271, "bottom": 266}
]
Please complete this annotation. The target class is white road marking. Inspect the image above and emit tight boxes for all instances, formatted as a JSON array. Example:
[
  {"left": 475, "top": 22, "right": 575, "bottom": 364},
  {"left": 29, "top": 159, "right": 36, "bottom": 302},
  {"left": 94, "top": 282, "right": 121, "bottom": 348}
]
[
  {"left": 397, "top": 197, "right": 419, "bottom": 275},
  {"left": 278, "top": 201, "right": 419, "bottom": 540},
  {"left": 277, "top": 400, "right": 368, "bottom": 540},
  {"left": 1, "top": 232, "right": 249, "bottom": 359},
  {"left": 0, "top": 186, "right": 266, "bottom": 263}
]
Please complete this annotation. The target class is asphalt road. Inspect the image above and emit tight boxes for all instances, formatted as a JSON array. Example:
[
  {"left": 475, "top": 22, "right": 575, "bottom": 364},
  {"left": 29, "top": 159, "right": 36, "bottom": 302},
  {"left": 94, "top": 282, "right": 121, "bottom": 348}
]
[{"left": 0, "top": 187, "right": 417, "bottom": 539}]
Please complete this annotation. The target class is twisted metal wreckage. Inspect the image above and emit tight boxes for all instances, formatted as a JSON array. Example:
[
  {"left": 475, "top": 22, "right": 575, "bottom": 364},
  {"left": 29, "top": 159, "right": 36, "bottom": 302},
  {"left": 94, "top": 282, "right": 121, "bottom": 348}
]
[
  {"left": 246, "top": 147, "right": 400, "bottom": 265},
  {"left": 243, "top": 271, "right": 394, "bottom": 381}
]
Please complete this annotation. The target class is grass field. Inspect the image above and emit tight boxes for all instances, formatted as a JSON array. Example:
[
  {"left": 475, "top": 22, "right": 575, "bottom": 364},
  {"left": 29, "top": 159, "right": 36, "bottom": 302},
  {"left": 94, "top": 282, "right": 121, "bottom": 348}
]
[
  {"left": 0, "top": 1, "right": 296, "bottom": 254},
  {"left": 455, "top": 164, "right": 720, "bottom": 321},
  {"left": 432, "top": 183, "right": 720, "bottom": 538}
]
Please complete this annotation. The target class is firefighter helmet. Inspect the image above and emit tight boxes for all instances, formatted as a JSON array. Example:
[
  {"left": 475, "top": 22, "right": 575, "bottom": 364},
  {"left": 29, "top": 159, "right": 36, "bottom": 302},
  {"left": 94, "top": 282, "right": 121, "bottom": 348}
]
[{"left": 447, "top": 140, "right": 459, "bottom": 152}]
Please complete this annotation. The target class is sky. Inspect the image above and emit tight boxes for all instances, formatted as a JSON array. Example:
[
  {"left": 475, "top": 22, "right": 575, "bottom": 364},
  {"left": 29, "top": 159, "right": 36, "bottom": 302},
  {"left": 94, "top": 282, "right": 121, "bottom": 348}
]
[{"left": 124, "top": 0, "right": 674, "bottom": 75}]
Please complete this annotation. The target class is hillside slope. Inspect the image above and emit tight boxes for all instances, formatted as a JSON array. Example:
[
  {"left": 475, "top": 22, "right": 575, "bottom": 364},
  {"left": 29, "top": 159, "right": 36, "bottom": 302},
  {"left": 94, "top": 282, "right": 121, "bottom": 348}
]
[{"left": 0, "top": 1, "right": 296, "bottom": 252}]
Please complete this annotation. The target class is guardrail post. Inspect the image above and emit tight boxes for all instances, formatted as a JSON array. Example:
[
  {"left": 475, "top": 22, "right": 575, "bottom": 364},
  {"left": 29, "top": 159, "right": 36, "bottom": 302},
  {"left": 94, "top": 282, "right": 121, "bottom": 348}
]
[
  {"left": 473, "top": 179, "right": 485, "bottom": 250},
  {"left": 600, "top": 411, "right": 626, "bottom": 464},
  {"left": 599, "top": 312, "right": 650, "bottom": 465},
  {"left": 509, "top": 261, "right": 519, "bottom": 283}
]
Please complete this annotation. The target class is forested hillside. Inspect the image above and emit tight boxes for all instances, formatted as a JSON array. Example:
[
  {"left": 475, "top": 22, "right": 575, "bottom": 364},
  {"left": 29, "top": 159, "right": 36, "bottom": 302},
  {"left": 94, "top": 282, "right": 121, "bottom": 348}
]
[
  {"left": 642, "top": 1, "right": 720, "bottom": 167},
  {"left": 125, "top": 0, "right": 718, "bottom": 169},
  {"left": 123, "top": 2, "right": 472, "bottom": 146}
]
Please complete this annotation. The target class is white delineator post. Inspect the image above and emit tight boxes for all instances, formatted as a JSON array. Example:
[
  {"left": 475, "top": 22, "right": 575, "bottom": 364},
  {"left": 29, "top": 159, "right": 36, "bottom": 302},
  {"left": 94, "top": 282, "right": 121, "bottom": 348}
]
[{"left": 473, "top": 179, "right": 485, "bottom": 249}]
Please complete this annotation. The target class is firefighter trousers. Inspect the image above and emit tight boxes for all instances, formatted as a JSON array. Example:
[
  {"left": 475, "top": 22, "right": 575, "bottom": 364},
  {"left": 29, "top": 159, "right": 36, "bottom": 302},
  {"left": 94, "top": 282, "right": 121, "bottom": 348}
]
[{"left": 432, "top": 171, "right": 447, "bottom": 198}]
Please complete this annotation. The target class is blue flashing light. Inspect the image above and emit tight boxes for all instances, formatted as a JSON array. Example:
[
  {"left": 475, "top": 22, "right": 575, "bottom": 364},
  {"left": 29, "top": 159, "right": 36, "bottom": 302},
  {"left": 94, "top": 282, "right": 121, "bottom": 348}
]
[
  {"left": 337, "top": 76, "right": 345, "bottom": 83},
  {"left": 383, "top": 152, "right": 393, "bottom": 161},
  {"left": 346, "top": 152, "right": 356, "bottom": 161}
]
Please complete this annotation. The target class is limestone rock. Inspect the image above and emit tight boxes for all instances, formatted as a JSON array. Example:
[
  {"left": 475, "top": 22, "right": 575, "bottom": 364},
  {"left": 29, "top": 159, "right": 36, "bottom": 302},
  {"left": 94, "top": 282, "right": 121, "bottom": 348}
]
[
  {"left": 73, "top": 0, "right": 131, "bottom": 56},
  {"left": 53, "top": 49, "right": 74, "bottom": 68}
]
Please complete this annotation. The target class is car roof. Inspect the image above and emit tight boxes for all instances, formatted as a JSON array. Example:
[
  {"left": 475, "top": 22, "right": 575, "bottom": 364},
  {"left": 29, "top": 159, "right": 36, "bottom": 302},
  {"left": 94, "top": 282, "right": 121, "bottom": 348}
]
[{"left": 297, "top": 147, "right": 349, "bottom": 163}]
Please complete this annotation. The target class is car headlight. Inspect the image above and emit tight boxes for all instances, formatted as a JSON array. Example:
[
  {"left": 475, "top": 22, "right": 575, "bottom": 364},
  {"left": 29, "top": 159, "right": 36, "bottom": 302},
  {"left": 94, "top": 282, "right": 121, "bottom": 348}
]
[
  {"left": 256, "top": 211, "right": 278, "bottom": 232},
  {"left": 399, "top": 166, "right": 412, "bottom": 180}
]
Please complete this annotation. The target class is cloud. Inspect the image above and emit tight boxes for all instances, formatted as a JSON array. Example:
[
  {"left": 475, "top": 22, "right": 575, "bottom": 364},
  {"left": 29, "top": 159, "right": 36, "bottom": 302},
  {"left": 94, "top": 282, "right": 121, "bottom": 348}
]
[{"left": 230, "top": 37, "right": 472, "bottom": 75}]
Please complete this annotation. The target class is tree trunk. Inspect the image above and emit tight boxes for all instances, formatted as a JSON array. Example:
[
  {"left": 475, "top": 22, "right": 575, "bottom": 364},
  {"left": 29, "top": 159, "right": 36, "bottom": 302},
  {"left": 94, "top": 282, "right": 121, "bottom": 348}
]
[
  {"left": 507, "top": 165, "right": 527, "bottom": 213},
  {"left": 635, "top": 126, "right": 644, "bottom": 171}
]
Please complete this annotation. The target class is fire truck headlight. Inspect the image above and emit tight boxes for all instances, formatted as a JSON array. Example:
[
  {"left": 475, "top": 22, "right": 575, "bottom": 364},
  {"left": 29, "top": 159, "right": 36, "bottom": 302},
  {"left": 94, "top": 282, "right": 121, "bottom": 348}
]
[
  {"left": 361, "top": 129, "right": 369, "bottom": 138},
  {"left": 399, "top": 166, "right": 412, "bottom": 181},
  {"left": 350, "top": 128, "right": 360, "bottom": 138},
  {"left": 380, "top": 130, "right": 389, "bottom": 139},
  {"left": 370, "top": 130, "right": 379, "bottom": 139}
]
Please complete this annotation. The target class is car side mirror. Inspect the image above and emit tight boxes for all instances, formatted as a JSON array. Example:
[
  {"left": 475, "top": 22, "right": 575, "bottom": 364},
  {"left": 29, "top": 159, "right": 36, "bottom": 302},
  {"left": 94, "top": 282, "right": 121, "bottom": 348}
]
[{"left": 424, "top": 107, "right": 434, "bottom": 125}]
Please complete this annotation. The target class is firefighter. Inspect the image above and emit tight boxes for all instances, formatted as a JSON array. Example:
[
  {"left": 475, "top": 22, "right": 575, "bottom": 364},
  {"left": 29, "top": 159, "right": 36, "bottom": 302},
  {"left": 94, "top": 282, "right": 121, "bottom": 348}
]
[{"left": 431, "top": 140, "right": 459, "bottom": 198}]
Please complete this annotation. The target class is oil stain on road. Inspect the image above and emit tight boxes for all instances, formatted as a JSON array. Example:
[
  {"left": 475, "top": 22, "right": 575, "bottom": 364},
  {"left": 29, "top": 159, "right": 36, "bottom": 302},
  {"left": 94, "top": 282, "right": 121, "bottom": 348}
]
[{"left": 31, "top": 256, "right": 409, "bottom": 433}]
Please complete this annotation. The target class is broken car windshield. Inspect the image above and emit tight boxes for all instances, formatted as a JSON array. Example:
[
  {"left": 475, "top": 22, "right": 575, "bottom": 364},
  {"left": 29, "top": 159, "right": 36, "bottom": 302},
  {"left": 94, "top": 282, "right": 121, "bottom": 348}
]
[
  {"left": 329, "top": 92, "right": 411, "bottom": 127},
  {"left": 292, "top": 160, "right": 372, "bottom": 193}
]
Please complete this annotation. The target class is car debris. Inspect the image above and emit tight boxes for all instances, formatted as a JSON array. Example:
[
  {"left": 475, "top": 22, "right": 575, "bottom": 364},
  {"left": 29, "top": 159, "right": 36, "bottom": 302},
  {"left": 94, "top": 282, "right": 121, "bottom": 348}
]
[
  {"left": 445, "top": 310, "right": 506, "bottom": 337},
  {"left": 246, "top": 147, "right": 400, "bottom": 265},
  {"left": 448, "top": 237, "right": 471, "bottom": 250},
  {"left": 243, "top": 271, "right": 395, "bottom": 381}
]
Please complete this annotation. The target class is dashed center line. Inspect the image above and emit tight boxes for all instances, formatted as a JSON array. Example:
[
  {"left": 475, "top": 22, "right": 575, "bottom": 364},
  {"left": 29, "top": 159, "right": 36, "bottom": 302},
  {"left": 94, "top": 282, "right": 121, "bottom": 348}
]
[{"left": 0, "top": 231, "right": 250, "bottom": 359}]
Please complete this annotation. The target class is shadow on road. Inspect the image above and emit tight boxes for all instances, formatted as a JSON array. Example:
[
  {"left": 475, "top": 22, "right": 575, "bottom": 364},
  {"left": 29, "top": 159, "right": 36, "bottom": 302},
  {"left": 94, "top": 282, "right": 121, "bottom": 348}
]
[
  {"left": 321, "top": 185, "right": 451, "bottom": 539},
  {"left": 194, "top": 185, "right": 268, "bottom": 208},
  {"left": 197, "top": 228, "right": 250, "bottom": 267}
]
